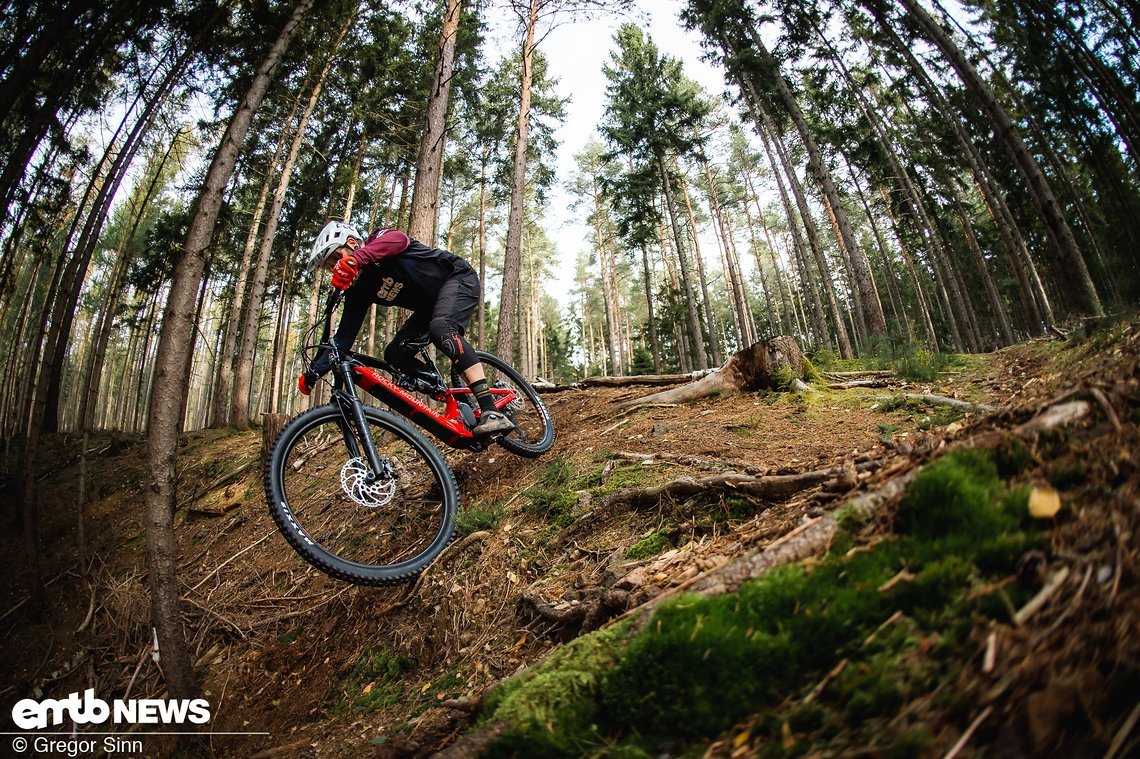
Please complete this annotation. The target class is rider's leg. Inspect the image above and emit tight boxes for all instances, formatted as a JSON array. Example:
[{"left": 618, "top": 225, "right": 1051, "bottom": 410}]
[
  {"left": 384, "top": 311, "right": 432, "bottom": 376},
  {"left": 428, "top": 272, "right": 514, "bottom": 435}
]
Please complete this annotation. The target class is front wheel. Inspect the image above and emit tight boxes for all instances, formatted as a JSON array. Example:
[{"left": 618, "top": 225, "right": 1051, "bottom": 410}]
[
  {"left": 264, "top": 404, "right": 457, "bottom": 585},
  {"left": 475, "top": 351, "right": 556, "bottom": 458}
]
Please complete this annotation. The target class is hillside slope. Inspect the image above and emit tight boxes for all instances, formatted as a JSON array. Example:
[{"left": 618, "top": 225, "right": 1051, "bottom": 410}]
[{"left": 2, "top": 325, "right": 1137, "bottom": 757}]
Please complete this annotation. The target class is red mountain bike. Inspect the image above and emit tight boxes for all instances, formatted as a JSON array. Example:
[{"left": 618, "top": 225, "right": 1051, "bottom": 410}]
[{"left": 264, "top": 290, "right": 555, "bottom": 585}]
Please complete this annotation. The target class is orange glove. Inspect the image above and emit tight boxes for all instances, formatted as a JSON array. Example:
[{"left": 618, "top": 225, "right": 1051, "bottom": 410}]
[
  {"left": 331, "top": 256, "right": 359, "bottom": 290},
  {"left": 298, "top": 371, "right": 318, "bottom": 395}
]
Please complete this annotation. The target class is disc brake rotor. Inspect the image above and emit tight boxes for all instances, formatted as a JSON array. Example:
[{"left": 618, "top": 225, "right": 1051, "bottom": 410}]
[{"left": 340, "top": 457, "right": 396, "bottom": 508}]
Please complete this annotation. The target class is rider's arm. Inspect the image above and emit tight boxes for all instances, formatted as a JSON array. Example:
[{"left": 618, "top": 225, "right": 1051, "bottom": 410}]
[
  {"left": 351, "top": 228, "right": 410, "bottom": 265},
  {"left": 308, "top": 287, "right": 372, "bottom": 378}
]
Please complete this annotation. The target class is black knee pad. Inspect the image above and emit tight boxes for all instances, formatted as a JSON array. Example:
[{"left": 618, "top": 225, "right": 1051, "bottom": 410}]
[{"left": 430, "top": 318, "right": 479, "bottom": 373}]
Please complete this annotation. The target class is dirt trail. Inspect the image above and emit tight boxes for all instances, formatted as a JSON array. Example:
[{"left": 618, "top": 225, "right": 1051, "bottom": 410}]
[{"left": 1, "top": 326, "right": 1137, "bottom": 757}]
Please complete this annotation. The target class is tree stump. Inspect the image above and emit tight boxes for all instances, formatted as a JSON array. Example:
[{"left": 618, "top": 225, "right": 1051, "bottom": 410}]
[
  {"left": 261, "top": 413, "right": 289, "bottom": 468},
  {"left": 615, "top": 337, "right": 809, "bottom": 410}
]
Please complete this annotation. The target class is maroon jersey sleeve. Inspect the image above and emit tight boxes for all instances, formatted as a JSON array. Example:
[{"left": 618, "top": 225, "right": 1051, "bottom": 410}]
[{"left": 352, "top": 228, "right": 410, "bottom": 265}]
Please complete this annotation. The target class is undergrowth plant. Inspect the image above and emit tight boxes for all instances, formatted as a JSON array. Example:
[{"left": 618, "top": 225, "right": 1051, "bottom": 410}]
[{"left": 456, "top": 500, "right": 506, "bottom": 536}]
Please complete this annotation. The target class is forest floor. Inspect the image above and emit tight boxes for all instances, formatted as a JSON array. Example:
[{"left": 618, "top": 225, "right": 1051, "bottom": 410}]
[{"left": 1, "top": 321, "right": 1137, "bottom": 758}]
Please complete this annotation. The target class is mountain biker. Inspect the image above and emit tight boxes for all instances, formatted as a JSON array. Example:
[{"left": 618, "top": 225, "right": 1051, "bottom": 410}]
[{"left": 298, "top": 220, "right": 516, "bottom": 437}]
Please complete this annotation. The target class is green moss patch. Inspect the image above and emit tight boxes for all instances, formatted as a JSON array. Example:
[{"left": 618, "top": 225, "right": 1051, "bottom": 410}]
[
  {"left": 626, "top": 528, "right": 672, "bottom": 560},
  {"left": 479, "top": 446, "right": 1043, "bottom": 756},
  {"left": 333, "top": 648, "right": 415, "bottom": 716}
]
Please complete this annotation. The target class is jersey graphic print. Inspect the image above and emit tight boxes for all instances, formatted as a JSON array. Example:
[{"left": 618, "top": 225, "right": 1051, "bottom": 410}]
[{"left": 376, "top": 276, "right": 404, "bottom": 302}]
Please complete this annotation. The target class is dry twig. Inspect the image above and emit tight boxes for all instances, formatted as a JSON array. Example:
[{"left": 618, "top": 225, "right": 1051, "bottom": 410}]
[
  {"left": 1013, "top": 566, "right": 1071, "bottom": 626},
  {"left": 1088, "top": 387, "right": 1122, "bottom": 432},
  {"left": 943, "top": 706, "right": 993, "bottom": 759}
]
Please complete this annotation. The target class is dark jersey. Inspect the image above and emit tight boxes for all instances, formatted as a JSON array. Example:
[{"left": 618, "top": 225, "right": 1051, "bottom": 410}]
[{"left": 348, "top": 232, "right": 472, "bottom": 311}]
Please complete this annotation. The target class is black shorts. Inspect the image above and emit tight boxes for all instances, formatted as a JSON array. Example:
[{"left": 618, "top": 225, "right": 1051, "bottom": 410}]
[{"left": 391, "top": 266, "right": 480, "bottom": 344}]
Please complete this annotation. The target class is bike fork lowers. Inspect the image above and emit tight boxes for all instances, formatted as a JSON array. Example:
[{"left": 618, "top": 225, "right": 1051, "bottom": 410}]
[{"left": 334, "top": 361, "right": 388, "bottom": 481}]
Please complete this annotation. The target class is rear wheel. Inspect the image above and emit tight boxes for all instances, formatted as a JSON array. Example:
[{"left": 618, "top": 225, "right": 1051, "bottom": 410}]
[
  {"left": 264, "top": 403, "right": 457, "bottom": 585},
  {"left": 474, "top": 351, "right": 556, "bottom": 458}
]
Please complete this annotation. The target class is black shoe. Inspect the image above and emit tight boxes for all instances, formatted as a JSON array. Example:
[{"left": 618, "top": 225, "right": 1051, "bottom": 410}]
[{"left": 472, "top": 410, "right": 515, "bottom": 436}]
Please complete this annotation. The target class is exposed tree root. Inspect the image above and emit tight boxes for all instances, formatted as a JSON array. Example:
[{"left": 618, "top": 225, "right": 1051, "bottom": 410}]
[
  {"left": 600, "top": 468, "right": 840, "bottom": 511},
  {"left": 535, "top": 371, "right": 714, "bottom": 392},
  {"left": 613, "top": 450, "right": 766, "bottom": 474},
  {"left": 516, "top": 589, "right": 629, "bottom": 637}
]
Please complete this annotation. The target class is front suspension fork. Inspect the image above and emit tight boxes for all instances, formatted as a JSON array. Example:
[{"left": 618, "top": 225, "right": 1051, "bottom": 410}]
[{"left": 334, "top": 362, "right": 390, "bottom": 481}]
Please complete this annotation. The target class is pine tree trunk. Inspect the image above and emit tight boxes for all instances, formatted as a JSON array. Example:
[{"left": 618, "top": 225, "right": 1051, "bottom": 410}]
[
  {"left": 953, "top": 196, "right": 1014, "bottom": 346},
  {"left": 231, "top": 23, "right": 344, "bottom": 427},
  {"left": 40, "top": 40, "right": 196, "bottom": 434},
  {"left": 768, "top": 123, "right": 852, "bottom": 358},
  {"left": 896, "top": 0, "right": 1102, "bottom": 317},
  {"left": 640, "top": 243, "right": 663, "bottom": 373},
  {"left": 590, "top": 159, "right": 621, "bottom": 372},
  {"left": 144, "top": 0, "right": 312, "bottom": 701},
  {"left": 740, "top": 25, "right": 885, "bottom": 339},
  {"left": 477, "top": 147, "right": 488, "bottom": 349},
  {"left": 658, "top": 154, "right": 708, "bottom": 370},
  {"left": 77, "top": 130, "right": 181, "bottom": 436},
  {"left": 498, "top": 0, "right": 539, "bottom": 363},
  {"left": 607, "top": 239, "right": 628, "bottom": 372},
  {"left": 344, "top": 129, "right": 367, "bottom": 221},
  {"left": 408, "top": 0, "right": 463, "bottom": 244},
  {"left": 676, "top": 156, "right": 721, "bottom": 363},
  {"left": 846, "top": 160, "right": 912, "bottom": 342},
  {"left": 209, "top": 130, "right": 283, "bottom": 427},
  {"left": 740, "top": 172, "right": 782, "bottom": 335},
  {"left": 878, "top": 187, "right": 940, "bottom": 351},
  {"left": 880, "top": 19, "right": 1042, "bottom": 332}
]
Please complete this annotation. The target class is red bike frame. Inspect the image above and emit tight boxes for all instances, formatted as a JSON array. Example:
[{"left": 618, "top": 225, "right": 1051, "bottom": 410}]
[{"left": 350, "top": 365, "right": 518, "bottom": 449}]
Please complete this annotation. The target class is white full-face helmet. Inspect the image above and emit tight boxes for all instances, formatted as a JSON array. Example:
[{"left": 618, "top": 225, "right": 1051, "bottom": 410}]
[{"left": 307, "top": 221, "right": 363, "bottom": 273}]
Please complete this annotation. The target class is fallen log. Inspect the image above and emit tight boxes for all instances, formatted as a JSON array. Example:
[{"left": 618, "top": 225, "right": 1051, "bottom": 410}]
[
  {"left": 616, "top": 337, "right": 810, "bottom": 411},
  {"left": 535, "top": 370, "right": 716, "bottom": 393},
  {"left": 1013, "top": 400, "right": 1090, "bottom": 436},
  {"left": 828, "top": 379, "right": 895, "bottom": 389}
]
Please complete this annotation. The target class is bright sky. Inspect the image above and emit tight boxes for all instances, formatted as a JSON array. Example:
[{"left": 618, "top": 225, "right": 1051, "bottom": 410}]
[{"left": 482, "top": 0, "right": 733, "bottom": 311}]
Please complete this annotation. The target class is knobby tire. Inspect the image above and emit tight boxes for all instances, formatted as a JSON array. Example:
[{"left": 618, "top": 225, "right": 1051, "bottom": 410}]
[
  {"left": 475, "top": 351, "right": 556, "bottom": 458},
  {"left": 264, "top": 403, "right": 457, "bottom": 586}
]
